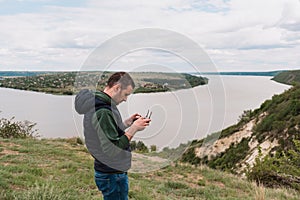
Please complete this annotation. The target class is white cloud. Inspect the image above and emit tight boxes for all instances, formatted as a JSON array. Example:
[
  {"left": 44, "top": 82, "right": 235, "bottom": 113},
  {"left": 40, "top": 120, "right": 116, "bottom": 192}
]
[{"left": 0, "top": 0, "right": 299, "bottom": 71}]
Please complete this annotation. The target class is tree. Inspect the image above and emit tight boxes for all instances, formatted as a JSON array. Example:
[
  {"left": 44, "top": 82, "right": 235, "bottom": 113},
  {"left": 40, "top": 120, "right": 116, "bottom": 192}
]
[
  {"left": 130, "top": 141, "right": 137, "bottom": 151},
  {"left": 238, "top": 110, "right": 252, "bottom": 124},
  {"left": 136, "top": 141, "right": 149, "bottom": 153}
]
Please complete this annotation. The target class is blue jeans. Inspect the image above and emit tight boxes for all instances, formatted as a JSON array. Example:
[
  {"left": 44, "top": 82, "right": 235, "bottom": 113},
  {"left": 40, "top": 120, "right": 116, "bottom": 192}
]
[{"left": 94, "top": 170, "right": 129, "bottom": 200}]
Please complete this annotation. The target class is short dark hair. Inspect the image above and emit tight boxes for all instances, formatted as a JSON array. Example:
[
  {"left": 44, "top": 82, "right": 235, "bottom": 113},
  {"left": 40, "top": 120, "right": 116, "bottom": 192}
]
[{"left": 106, "top": 72, "right": 135, "bottom": 89}]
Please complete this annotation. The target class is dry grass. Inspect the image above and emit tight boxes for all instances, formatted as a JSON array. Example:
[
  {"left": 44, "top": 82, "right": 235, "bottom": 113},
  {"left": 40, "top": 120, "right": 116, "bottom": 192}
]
[{"left": 255, "top": 183, "right": 266, "bottom": 200}]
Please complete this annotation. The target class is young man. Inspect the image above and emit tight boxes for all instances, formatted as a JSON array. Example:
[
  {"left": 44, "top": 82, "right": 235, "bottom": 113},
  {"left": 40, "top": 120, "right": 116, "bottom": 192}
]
[{"left": 75, "top": 72, "right": 150, "bottom": 200}]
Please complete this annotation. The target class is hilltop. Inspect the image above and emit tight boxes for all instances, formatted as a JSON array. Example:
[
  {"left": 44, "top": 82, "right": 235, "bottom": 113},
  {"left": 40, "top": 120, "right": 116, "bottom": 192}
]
[
  {"left": 0, "top": 71, "right": 207, "bottom": 95},
  {"left": 180, "top": 70, "right": 300, "bottom": 191},
  {"left": 0, "top": 137, "right": 298, "bottom": 200}
]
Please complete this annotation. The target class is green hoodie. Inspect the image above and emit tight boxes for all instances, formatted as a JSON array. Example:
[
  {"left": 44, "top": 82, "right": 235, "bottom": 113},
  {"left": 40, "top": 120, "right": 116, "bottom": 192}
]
[{"left": 92, "top": 91, "right": 130, "bottom": 155}]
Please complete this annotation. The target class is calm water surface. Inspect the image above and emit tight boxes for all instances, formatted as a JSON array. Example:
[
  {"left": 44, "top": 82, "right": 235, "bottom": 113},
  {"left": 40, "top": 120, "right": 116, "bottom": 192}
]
[{"left": 0, "top": 76, "right": 290, "bottom": 149}]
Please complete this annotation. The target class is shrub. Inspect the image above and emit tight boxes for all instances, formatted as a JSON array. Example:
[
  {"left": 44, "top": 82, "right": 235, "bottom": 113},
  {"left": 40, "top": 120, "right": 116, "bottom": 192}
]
[
  {"left": 130, "top": 140, "right": 137, "bottom": 151},
  {"left": 181, "top": 147, "right": 200, "bottom": 165},
  {"left": 238, "top": 110, "right": 253, "bottom": 124},
  {"left": 207, "top": 138, "right": 250, "bottom": 172},
  {"left": 135, "top": 141, "right": 149, "bottom": 153},
  {"left": 150, "top": 145, "right": 157, "bottom": 152},
  {"left": 0, "top": 117, "right": 39, "bottom": 139},
  {"left": 247, "top": 140, "right": 300, "bottom": 191}
]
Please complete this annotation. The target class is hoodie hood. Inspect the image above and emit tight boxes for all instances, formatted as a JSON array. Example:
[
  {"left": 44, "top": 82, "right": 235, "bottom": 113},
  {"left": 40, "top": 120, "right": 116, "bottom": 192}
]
[
  {"left": 74, "top": 89, "right": 114, "bottom": 115},
  {"left": 74, "top": 89, "right": 95, "bottom": 115}
]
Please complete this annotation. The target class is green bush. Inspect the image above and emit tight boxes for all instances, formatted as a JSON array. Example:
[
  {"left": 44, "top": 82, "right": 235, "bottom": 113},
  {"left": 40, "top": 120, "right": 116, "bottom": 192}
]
[
  {"left": 135, "top": 141, "right": 149, "bottom": 153},
  {"left": 220, "top": 124, "right": 240, "bottom": 138},
  {"left": 238, "top": 110, "right": 253, "bottom": 124},
  {"left": 207, "top": 138, "right": 250, "bottom": 172},
  {"left": 247, "top": 140, "right": 300, "bottom": 191},
  {"left": 0, "top": 117, "right": 39, "bottom": 139},
  {"left": 150, "top": 145, "right": 157, "bottom": 152},
  {"left": 254, "top": 114, "right": 275, "bottom": 133},
  {"left": 180, "top": 147, "right": 200, "bottom": 165}
]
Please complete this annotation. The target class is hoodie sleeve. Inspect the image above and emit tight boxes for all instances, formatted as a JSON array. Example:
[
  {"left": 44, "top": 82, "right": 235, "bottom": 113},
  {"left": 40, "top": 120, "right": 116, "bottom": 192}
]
[{"left": 92, "top": 109, "right": 130, "bottom": 156}]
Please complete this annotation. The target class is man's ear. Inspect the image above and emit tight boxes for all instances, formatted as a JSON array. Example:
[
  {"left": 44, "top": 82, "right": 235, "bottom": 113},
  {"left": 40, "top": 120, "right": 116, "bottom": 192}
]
[{"left": 114, "top": 83, "right": 121, "bottom": 92}]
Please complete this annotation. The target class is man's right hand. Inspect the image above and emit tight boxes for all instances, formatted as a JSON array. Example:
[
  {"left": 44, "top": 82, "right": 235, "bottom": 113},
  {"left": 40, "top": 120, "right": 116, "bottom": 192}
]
[{"left": 125, "top": 117, "right": 151, "bottom": 140}]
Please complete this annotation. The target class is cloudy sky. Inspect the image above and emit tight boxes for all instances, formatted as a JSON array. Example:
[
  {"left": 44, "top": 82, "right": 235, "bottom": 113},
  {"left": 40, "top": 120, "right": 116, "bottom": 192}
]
[{"left": 0, "top": 0, "right": 300, "bottom": 72}]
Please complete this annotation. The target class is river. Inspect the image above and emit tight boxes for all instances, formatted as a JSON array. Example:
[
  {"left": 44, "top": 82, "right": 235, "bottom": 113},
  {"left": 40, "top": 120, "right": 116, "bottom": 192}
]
[{"left": 0, "top": 76, "right": 290, "bottom": 149}]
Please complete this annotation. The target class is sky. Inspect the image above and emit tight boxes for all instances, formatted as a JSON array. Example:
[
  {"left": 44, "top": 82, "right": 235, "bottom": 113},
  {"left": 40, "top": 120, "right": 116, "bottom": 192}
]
[{"left": 0, "top": 0, "right": 300, "bottom": 72}]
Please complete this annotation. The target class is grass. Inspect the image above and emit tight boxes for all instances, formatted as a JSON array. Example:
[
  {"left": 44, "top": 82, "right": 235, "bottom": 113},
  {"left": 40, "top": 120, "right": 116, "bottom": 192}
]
[
  {"left": 0, "top": 137, "right": 100, "bottom": 200},
  {"left": 0, "top": 137, "right": 299, "bottom": 200}
]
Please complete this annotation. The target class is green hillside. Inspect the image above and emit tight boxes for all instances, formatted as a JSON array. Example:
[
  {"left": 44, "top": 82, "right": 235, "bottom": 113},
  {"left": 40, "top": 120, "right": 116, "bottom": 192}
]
[
  {"left": 272, "top": 69, "right": 300, "bottom": 85},
  {"left": 181, "top": 71, "right": 300, "bottom": 191}
]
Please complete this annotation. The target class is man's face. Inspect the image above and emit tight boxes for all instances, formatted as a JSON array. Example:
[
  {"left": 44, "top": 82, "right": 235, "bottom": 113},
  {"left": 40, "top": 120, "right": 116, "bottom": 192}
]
[{"left": 113, "top": 84, "right": 133, "bottom": 105}]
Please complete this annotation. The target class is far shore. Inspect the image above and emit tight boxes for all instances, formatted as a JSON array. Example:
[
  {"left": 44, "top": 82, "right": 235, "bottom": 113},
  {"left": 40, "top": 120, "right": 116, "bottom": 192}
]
[{"left": 0, "top": 71, "right": 208, "bottom": 95}]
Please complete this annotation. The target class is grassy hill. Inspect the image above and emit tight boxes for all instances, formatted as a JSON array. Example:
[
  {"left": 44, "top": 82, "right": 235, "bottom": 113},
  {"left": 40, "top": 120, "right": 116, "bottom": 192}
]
[
  {"left": 272, "top": 69, "right": 300, "bottom": 85},
  {"left": 181, "top": 70, "right": 300, "bottom": 191},
  {"left": 0, "top": 137, "right": 299, "bottom": 200}
]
